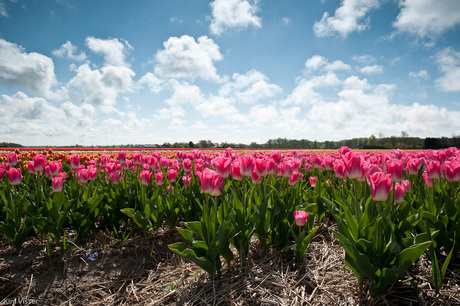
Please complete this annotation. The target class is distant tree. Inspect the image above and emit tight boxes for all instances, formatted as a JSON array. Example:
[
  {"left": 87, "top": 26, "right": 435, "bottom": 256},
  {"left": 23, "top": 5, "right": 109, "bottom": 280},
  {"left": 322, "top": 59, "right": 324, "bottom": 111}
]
[
  {"left": 188, "top": 141, "right": 195, "bottom": 148},
  {"left": 368, "top": 134, "right": 377, "bottom": 146},
  {"left": 401, "top": 131, "right": 409, "bottom": 138}
]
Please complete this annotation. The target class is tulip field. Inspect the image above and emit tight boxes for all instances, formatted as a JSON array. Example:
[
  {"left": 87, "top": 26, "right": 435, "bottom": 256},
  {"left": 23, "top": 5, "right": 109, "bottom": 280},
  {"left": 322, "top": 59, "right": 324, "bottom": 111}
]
[{"left": 0, "top": 147, "right": 459, "bottom": 304}]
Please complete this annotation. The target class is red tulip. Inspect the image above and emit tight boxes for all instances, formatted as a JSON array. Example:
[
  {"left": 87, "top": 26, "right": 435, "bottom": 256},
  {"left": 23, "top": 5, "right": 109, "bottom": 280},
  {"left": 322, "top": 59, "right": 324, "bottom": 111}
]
[
  {"left": 293, "top": 210, "right": 308, "bottom": 226},
  {"left": 117, "top": 151, "right": 127, "bottom": 164}
]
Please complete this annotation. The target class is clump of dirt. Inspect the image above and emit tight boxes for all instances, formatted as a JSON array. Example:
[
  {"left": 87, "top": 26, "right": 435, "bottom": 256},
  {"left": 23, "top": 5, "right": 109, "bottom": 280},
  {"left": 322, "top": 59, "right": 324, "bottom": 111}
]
[{"left": 1, "top": 217, "right": 459, "bottom": 305}]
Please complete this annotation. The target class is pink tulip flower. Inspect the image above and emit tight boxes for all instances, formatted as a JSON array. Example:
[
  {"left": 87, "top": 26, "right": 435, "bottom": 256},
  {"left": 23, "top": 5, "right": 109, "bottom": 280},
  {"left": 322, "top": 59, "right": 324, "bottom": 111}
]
[
  {"left": 343, "top": 152, "right": 365, "bottom": 180},
  {"left": 52, "top": 177, "right": 64, "bottom": 192},
  {"left": 182, "top": 159, "right": 192, "bottom": 174},
  {"left": 78, "top": 169, "right": 89, "bottom": 185},
  {"left": 251, "top": 169, "right": 261, "bottom": 184},
  {"left": 402, "top": 179, "right": 411, "bottom": 193},
  {"left": 230, "top": 161, "right": 243, "bottom": 180},
  {"left": 394, "top": 183, "right": 405, "bottom": 203},
  {"left": 182, "top": 176, "right": 191, "bottom": 187},
  {"left": 70, "top": 154, "right": 80, "bottom": 170},
  {"left": 27, "top": 161, "right": 35, "bottom": 174},
  {"left": 111, "top": 171, "right": 122, "bottom": 184},
  {"left": 33, "top": 154, "right": 47, "bottom": 174},
  {"left": 140, "top": 170, "right": 152, "bottom": 186},
  {"left": 255, "top": 159, "right": 268, "bottom": 177},
  {"left": 288, "top": 171, "right": 298, "bottom": 186},
  {"left": 117, "top": 151, "right": 127, "bottom": 164},
  {"left": 309, "top": 176, "right": 317, "bottom": 188},
  {"left": 0, "top": 167, "right": 5, "bottom": 180},
  {"left": 239, "top": 155, "right": 254, "bottom": 177},
  {"left": 167, "top": 169, "right": 178, "bottom": 182},
  {"left": 7, "top": 168, "right": 23, "bottom": 185},
  {"left": 293, "top": 211, "right": 308, "bottom": 226},
  {"left": 270, "top": 151, "right": 281, "bottom": 165},
  {"left": 155, "top": 172, "right": 164, "bottom": 186},
  {"left": 334, "top": 161, "right": 346, "bottom": 178},
  {"left": 426, "top": 160, "right": 441, "bottom": 180},
  {"left": 423, "top": 172, "right": 433, "bottom": 188},
  {"left": 406, "top": 158, "right": 422, "bottom": 175},
  {"left": 48, "top": 161, "right": 62, "bottom": 177},
  {"left": 132, "top": 153, "right": 143, "bottom": 166},
  {"left": 212, "top": 157, "right": 232, "bottom": 178},
  {"left": 369, "top": 172, "right": 392, "bottom": 202},
  {"left": 8, "top": 152, "right": 18, "bottom": 166},
  {"left": 386, "top": 159, "right": 403, "bottom": 182},
  {"left": 442, "top": 161, "right": 460, "bottom": 182}
]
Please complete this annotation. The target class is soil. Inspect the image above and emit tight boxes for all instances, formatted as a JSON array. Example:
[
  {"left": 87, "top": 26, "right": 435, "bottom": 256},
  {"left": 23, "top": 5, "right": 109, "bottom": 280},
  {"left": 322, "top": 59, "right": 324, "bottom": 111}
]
[{"left": 1, "top": 215, "right": 459, "bottom": 305}]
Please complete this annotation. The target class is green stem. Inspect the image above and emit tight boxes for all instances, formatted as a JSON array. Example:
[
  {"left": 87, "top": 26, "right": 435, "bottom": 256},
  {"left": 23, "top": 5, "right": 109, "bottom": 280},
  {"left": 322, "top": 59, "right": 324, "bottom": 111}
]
[{"left": 354, "top": 180, "right": 360, "bottom": 227}]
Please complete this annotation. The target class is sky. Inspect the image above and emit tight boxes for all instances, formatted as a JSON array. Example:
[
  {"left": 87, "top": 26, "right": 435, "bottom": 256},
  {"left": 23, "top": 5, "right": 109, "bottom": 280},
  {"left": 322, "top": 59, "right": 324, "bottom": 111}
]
[{"left": 0, "top": 0, "right": 460, "bottom": 146}]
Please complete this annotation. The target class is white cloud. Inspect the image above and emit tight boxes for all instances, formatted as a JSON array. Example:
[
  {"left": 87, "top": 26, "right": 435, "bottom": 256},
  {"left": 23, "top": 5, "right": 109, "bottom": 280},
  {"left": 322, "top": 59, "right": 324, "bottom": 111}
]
[
  {"left": 219, "top": 70, "right": 282, "bottom": 103},
  {"left": 0, "top": 91, "right": 63, "bottom": 121},
  {"left": 283, "top": 72, "right": 341, "bottom": 105},
  {"left": 195, "top": 95, "right": 248, "bottom": 124},
  {"left": 61, "top": 101, "right": 95, "bottom": 127},
  {"left": 434, "top": 47, "right": 460, "bottom": 92},
  {"left": 154, "top": 35, "right": 223, "bottom": 82},
  {"left": 0, "top": 2, "right": 8, "bottom": 17},
  {"left": 351, "top": 54, "right": 376, "bottom": 64},
  {"left": 209, "top": 0, "right": 262, "bottom": 36},
  {"left": 305, "top": 55, "right": 351, "bottom": 72},
  {"left": 52, "top": 41, "right": 87, "bottom": 61},
  {"left": 282, "top": 17, "right": 290, "bottom": 25},
  {"left": 409, "top": 70, "right": 428, "bottom": 79},
  {"left": 67, "top": 63, "right": 135, "bottom": 108},
  {"left": 0, "top": 39, "right": 58, "bottom": 99},
  {"left": 393, "top": 0, "right": 460, "bottom": 38},
  {"left": 138, "top": 72, "right": 164, "bottom": 93},
  {"left": 86, "top": 37, "right": 132, "bottom": 66},
  {"left": 313, "top": 0, "right": 380, "bottom": 38},
  {"left": 360, "top": 64, "right": 383, "bottom": 74}
]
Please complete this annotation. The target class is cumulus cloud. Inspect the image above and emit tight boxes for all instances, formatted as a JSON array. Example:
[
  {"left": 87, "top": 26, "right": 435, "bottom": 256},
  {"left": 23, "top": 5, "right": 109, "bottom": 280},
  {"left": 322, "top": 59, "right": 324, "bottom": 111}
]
[
  {"left": 360, "top": 64, "right": 383, "bottom": 74},
  {"left": 52, "top": 41, "right": 87, "bottom": 61},
  {"left": 67, "top": 63, "right": 135, "bottom": 108},
  {"left": 86, "top": 37, "right": 133, "bottom": 66},
  {"left": 313, "top": 0, "right": 380, "bottom": 38},
  {"left": 154, "top": 35, "right": 223, "bottom": 82},
  {"left": 305, "top": 55, "right": 351, "bottom": 72},
  {"left": 138, "top": 72, "right": 164, "bottom": 93},
  {"left": 0, "top": 39, "right": 58, "bottom": 99},
  {"left": 218, "top": 70, "right": 282, "bottom": 103},
  {"left": 393, "top": 0, "right": 460, "bottom": 38},
  {"left": 61, "top": 101, "right": 95, "bottom": 127},
  {"left": 283, "top": 72, "right": 341, "bottom": 105},
  {"left": 209, "top": 0, "right": 262, "bottom": 36},
  {"left": 434, "top": 47, "right": 460, "bottom": 92}
]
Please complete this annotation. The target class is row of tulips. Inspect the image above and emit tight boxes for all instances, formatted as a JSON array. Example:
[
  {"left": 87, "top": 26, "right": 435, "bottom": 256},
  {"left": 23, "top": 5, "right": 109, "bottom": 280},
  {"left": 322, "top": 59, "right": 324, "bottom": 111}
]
[{"left": 0, "top": 147, "right": 459, "bottom": 298}]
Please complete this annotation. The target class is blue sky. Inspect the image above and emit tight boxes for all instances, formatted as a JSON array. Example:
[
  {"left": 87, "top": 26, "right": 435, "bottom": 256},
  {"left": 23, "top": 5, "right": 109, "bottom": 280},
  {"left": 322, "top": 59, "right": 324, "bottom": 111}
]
[{"left": 0, "top": 0, "right": 460, "bottom": 146}]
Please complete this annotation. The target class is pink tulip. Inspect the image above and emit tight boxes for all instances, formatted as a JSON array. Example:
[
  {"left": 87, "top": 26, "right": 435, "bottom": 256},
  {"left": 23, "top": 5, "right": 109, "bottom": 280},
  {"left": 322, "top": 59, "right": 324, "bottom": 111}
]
[
  {"left": 394, "top": 183, "right": 405, "bottom": 203},
  {"left": 239, "top": 155, "right": 254, "bottom": 177},
  {"left": 211, "top": 157, "right": 232, "bottom": 178},
  {"left": 78, "top": 169, "right": 89, "bottom": 185},
  {"left": 423, "top": 172, "right": 433, "bottom": 188},
  {"left": 369, "top": 172, "right": 392, "bottom": 202},
  {"left": 442, "top": 161, "right": 460, "bottom": 182},
  {"left": 334, "top": 161, "right": 346, "bottom": 178},
  {"left": 255, "top": 159, "right": 268, "bottom": 177},
  {"left": 52, "top": 177, "right": 64, "bottom": 192},
  {"left": 426, "top": 160, "right": 441, "bottom": 180},
  {"left": 386, "top": 159, "right": 403, "bottom": 182},
  {"left": 8, "top": 152, "right": 18, "bottom": 166},
  {"left": 270, "top": 151, "right": 281, "bottom": 165},
  {"left": 33, "top": 154, "right": 47, "bottom": 174},
  {"left": 343, "top": 152, "right": 365, "bottom": 180},
  {"left": 111, "top": 171, "right": 122, "bottom": 184},
  {"left": 182, "top": 176, "right": 191, "bottom": 187},
  {"left": 251, "top": 169, "right": 261, "bottom": 184},
  {"left": 230, "top": 161, "right": 243, "bottom": 180},
  {"left": 0, "top": 166, "right": 5, "bottom": 180},
  {"left": 182, "top": 159, "right": 192, "bottom": 174},
  {"left": 155, "top": 172, "right": 164, "bottom": 186},
  {"left": 198, "top": 169, "right": 224, "bottom": 196},
  {"left": 140, "top": 170, "right": 152, "bottom": 186},
  {"left": 48, "top": 161, "right": 62, "bottom": 177},
  {"left": 406, "top": 158, "right": 422, "bottom": 175},
  {"left": 167, "top": 186, "right": 173, "bottom": 195},
  {"left": 309, "top": 176, "right": 317, "bottom": 188},
  {"left": 402, "top": 179, "right": 411, "bottom": 193},
  {"left": 293, "top": 211, "right": 308, "bottom": 226},
  {"left": 58, "top": 172, "right": 68, "bottom": 180},
  {"left": 70, "top": 154, "right": 80, "bottom": 170},
  {"left": 132, "top": 152, "right": 143, "bottom": 166},
  {"left": 167, "top": 169, "right": 178, "bottom": 182},
  {"left": 100, "top": 155, "right": 109, "bottom": 168},
  {"left": 7, "top": 168, "right": 23, "bottom": 185},
  {"left": 287, "top": 171, "right": 298, "bottom": 186},
  {"left": 266, "top": 158, "right": 276, "bottom": 175},
  {"left": 117, "top": 151, "right": 127, "bottom": 164}
]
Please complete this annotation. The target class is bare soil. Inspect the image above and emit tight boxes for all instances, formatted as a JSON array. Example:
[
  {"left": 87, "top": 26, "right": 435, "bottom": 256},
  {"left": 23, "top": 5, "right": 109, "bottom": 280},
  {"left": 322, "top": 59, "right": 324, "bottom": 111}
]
[{"left": 1, "top": 216, "right": 459, "bottom": 305}]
